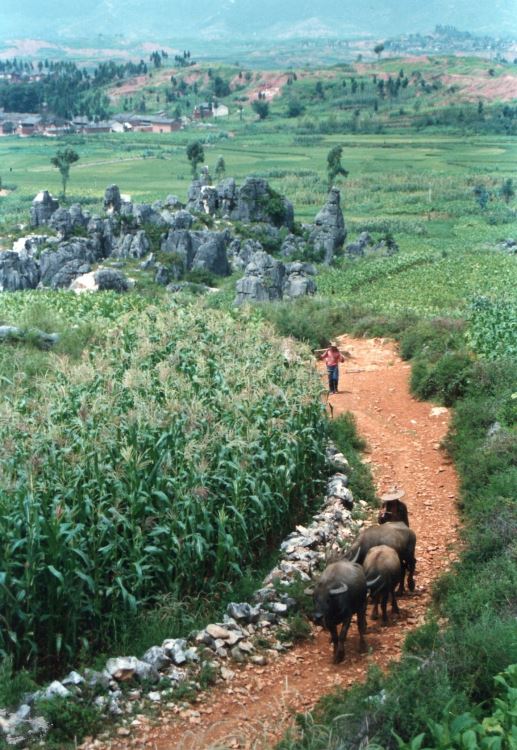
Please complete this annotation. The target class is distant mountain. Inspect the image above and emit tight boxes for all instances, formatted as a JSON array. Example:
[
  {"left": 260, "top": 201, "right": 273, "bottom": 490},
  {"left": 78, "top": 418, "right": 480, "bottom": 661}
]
[{"left": 2, "top": 0, "right": 516, "bottom": 42}]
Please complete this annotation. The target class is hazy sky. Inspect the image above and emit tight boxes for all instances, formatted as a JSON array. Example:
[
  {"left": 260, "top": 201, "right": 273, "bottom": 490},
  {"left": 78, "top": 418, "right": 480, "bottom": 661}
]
[{"left": 1, "top": 0, "right": 516, "bottom": 40}]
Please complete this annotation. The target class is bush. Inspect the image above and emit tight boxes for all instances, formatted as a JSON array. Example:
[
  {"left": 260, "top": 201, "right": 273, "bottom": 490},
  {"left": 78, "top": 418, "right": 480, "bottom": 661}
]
[
  {"left": 411, "top": 351, "right": 473, "bottom": 405},
  {"left": 184, "top": 268, "right": 218, "bottom": 286},
  {"left": 37, "top": 696, "right": 104, "bottom": 747}
]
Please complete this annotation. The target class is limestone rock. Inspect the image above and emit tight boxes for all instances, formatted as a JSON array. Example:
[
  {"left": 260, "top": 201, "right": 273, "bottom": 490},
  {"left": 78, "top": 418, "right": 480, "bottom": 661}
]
[
  {"left": 226, "top": 602, "right": 261, "bottom": 624},
  {"left": 191, "top": 233, "right": 230, "bottom": 276},
  {"left": 30, "top": 190, "right": 59, "bottom": 227},
  {"left": 141, "top": 646, "right": 170, "bottom": 671},
  {"left": 39, "top": 239, "right": 100, "bottom": 288},
  {"left": 113, "top": 230, "right": 151, "bottom": 259},
  {"left": 104, "top": 184, "right": 121, "bottom": 214},
  {"left": 283, "top": 261, "right": 317, "bottom": 299},
  {"left": 94, "top": 268, "right": 129, "bottom": 292},
  {"left": 235, "top": 250, "right": 285, "bottom": 304},
  {"left": 0, "top": 251, "right": 40, "bottom": 292},
  {"left": 309, "top": 187, "right": 346, "bottom": 264}
]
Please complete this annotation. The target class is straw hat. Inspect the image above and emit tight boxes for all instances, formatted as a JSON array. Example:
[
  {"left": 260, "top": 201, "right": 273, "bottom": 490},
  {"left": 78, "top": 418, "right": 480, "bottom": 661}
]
[{"left": 380, "top": 487, "right": 405, "bottom": 502}]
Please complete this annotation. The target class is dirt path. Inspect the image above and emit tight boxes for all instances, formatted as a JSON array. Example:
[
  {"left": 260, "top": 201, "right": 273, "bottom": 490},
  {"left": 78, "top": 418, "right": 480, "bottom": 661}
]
[{"left": 87, "top": 336, "right": 459, "bottom": 750}]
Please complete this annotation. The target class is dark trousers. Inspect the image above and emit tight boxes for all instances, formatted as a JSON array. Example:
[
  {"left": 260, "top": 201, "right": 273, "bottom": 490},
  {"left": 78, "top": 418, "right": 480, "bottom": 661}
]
[{"left": 327, "top": 365, "right": 339, "bottom": 393}]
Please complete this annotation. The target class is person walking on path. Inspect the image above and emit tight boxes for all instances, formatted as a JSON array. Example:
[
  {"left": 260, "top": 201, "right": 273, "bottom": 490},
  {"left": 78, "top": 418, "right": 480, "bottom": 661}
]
[
  {"left": 320, "top": 342, "right": 347, "bottom": 394},
  {"left": 378, "top": 488, "right": 410, "bottom": 526}
]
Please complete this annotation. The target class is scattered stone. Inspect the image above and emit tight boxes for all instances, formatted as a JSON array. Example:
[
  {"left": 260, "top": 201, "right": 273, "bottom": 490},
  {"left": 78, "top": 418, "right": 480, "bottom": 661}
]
[
  {"left": 226, "top": 602, "right": 261, "bottom": 624},
  {"left": 62, "top": 671, "right": 84, "bottom": 687},
  {"left": 162, "top": 638, "right": 188, "bottom": 666},
  {"left": 250, "top": 655, "right": 268, "bottom": 666},
  {"left": 40, "top": 680, "right": 70, "bottom": 700},
  {"left": 141, "top": 646, "right": 170, "bottom": 671}
]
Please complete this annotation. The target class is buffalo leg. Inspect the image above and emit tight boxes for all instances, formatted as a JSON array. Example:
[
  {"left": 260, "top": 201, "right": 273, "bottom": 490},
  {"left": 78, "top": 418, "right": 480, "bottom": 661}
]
[
  {"left": 381, "top": 591, "right": 389, "bottom": 625},
  {"left": 371, "top": 593, "right": 380, "bottom": 620},
  {"left": 357, "top": 604, "right": 367, "bottom": 653},
  {"left": 407, "top": 556, "right": 416, "bottom": 592},
  {"left": 335, "top": 617, "right": 352, "bottom": 663},
  {"left": 329, "top": 624, "right": 339, "bottom": 662},
  {"left": 391, "top": 586, "right": 400, "bottom": 616}
]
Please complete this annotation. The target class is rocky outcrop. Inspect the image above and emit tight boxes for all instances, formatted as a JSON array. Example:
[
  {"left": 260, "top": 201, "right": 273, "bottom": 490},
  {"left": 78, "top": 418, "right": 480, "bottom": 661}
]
[
  {"left": 160, "top": 230, "right": 231, "bottom": 277},
  {"left": 112, "top": 230, "right": 151, "bottom": 259},
  {"left": 227, "top": 238, "right": 263, "bottom": 272},
  {"left": 39, "top": 239, "right": 101, "bottom": 289},
  {"left": 192, "top": 233, "right": 230, "bottom": 276},
  {"left": 217, "top": 177, "right": 238, "bottom": 216},
  {"left": 104, "top": 184, "right": 121, "bottom": 214},
  {"left": 235, "top": 252, "right": 317, "bottom": 304},
  {"left": 283, "top": 261, "right": 317, "bottom": 299},
  {"left": 0, "top": 250, "right": 40, "bottom": 291},
  {"left": 346, "top": 231, "right": 399, "bottom": 257},
  {"left": 48, "top": 204, "right": 89, "bottom": 238},
  {"left": 94, "top": 269, "right": 129, "bottom": 292},
  {"left": 309, "top": 187, "right": 346, "bottom": 264},
  {"left": 280, "top": 233, "right": 307, "bottom": 259},
  {"left": 346, "top": 231, "right": 373, "bottom": 257},
  {"left": 30, "top": 190, "right": 59, "bottom": 227},
  {"left": 235, "top": 251, "right": 285, "bottom": 304},
  {"left": 185, "top": 176, "right": 293, "bottom": 229},
  {"left": 232, "top": 177, "right": 294, "bottom": 228},
  {"left": 87, "top": 216, "right": 116, "bottom": 257}
]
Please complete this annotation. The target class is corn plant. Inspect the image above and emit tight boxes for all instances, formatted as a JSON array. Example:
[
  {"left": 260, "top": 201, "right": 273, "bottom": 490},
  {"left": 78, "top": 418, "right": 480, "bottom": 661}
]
[{"left": 0, "top": 301, "right": 327, "bottom": 669}]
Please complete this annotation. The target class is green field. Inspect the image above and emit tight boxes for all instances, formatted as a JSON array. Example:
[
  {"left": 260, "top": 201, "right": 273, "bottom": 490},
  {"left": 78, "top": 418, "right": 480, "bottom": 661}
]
[{"left": 0, "top": 57, "right": 516, "bottom": 748}]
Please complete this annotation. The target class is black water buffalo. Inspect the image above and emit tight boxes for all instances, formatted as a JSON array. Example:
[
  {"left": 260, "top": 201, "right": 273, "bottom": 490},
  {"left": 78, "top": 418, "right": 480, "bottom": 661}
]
[
  {"left": 345, "top": 522, "right": 416, "bottom": 594},
  {"left": 363, "top": 545, "right": 402, "bottom": 624},
  {"left": 306, "top": 560, "right": 380, "bottom": 663}
]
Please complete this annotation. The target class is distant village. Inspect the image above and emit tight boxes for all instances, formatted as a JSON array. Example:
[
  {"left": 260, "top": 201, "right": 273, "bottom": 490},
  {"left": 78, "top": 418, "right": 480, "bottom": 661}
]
[{"left": 0, "top": 102, "right": 230, "bottom": 138}]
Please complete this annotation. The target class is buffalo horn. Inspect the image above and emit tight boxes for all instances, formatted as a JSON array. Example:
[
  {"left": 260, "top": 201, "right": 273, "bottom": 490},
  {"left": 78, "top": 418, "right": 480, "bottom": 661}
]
[
  {"left": 366, "top": 574, "right": 382, "bottom": 591},
  {"left": 349, "top": 546, "right": 361, "bottom": 564},
  {"left": 329, "top": 583, "right": 348, "bottom": 596}
]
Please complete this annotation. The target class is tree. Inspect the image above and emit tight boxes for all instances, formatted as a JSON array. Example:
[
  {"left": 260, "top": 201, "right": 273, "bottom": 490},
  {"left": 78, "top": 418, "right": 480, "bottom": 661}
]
[
  {"left": 473, "top": 184, "right": 490, "bottom": 210},
  {"left": 500, "top": 178, "right": 514, "bottom": 204},
  {"left": 327, "top": 145, "right": 348, "bottom": 188},
  {"left": 252, "top": 99, "right": 269, "bottom": 119},
  {"left": 186, "top": 141, "right": 205, "bottom": 177},
  {"left": 214, "top": 155, "right": 226, "bottom": 181},
  {"left": 286, "top": 98, "right": 304, "bottom": 118},
  {"left": 50, "top": 148, "right": 79, "bottom": 197},
  {"left": 374, "top": 43, "right": 385, "bottom": 60}
]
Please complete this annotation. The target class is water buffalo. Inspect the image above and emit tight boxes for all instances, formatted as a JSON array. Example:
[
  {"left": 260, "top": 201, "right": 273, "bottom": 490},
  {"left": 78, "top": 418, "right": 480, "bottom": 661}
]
[
  {"left": 345, "top": 522, "right": 416, "bottom": 594},
  {"left": 363, "top": 545, "right": 402, "bottom": 624},
  {"left": 306, "top": 560, "right": 380, "bottom": 663}
]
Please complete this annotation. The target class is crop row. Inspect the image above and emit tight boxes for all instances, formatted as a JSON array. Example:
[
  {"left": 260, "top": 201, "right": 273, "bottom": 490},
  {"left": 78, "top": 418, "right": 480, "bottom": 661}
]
[{"left": 0, "top": 302, "right": 327, "bottom": 668}]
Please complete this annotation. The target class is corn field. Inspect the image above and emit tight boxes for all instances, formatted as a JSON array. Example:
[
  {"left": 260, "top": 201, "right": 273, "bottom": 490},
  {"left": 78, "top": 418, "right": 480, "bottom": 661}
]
[{"left": 0, "top": 301, "right": 327, "bottom": 668}]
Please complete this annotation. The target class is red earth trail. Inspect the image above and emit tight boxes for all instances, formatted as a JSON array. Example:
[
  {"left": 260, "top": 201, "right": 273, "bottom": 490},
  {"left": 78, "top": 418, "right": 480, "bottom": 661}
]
[{"left": 84, "top": 335, "right": 460, "bottom": 750}]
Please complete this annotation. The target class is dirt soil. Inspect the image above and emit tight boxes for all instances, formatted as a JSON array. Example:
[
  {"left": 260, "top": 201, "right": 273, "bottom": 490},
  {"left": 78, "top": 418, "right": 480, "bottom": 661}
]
[
  {"left": 86, "top": 335, "right": 459, "bottom": 750},
  {"left": 440, "top": 73, "right": 517, "bottom": 102}
]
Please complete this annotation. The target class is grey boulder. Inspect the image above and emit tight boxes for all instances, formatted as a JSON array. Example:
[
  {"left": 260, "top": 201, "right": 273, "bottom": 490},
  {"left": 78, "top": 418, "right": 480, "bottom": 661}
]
[
  {"left": 0, "top": 251, "right": 40, "bottom": 291},
  {"left": 309, "top": 187, "right": 346, "bottom": 264},
  {"left": 30, "top": 190, "right": 59, "bottom": 227}
]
